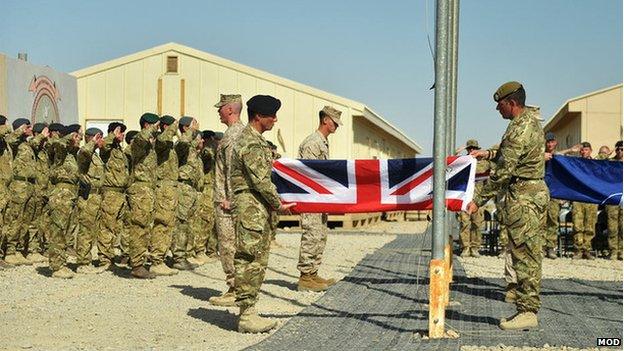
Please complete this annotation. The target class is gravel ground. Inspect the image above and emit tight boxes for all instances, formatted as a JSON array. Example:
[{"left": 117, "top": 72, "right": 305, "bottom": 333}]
[
  {"left": 461, "top": 346, "right": 611, "bottom": 351},
  {"left": 459, "top": 255, "right": 623, "bottom": 281},
  {"left": 0, "top": 230, "right": 398, "bottom": 351}
]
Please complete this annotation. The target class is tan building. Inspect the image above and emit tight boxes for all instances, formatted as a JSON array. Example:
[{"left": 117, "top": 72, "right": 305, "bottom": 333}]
[
  {"left": 71, "top": 42, "right": 421, "bottom": 159},
  {"left": 544, "top": 84, "right": 622, "bottom": 152}
]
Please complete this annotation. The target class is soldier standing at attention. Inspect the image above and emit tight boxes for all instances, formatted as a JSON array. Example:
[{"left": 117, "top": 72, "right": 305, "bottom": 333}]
[
  {"left": 75, "top": 127, "right": 107, "bottom": 274},
  {"left": 571, "top": 142, "right": 598, "bottom": 260},
  {"left": 267, "top": 141, "right": 281, "bottom": 247},
  {"left": 456, "top": 139, "right": 488, "bottom": 258},
  {"left": 3, "top": 119, "right": 43, "bottom": 266},
  {"left": 98, "top": 123, "right": 129, "bottom": 268},
  {"left": 606, "top": 141, "right": 623, "bottom": 260},
  {"left": 467, "top": 82, "right": 548, "bottom": 330},
  {"left": 210, "top": 94, "right": 245, "bottom": 307},
  {"left": 231, "top": 95, "right": 295, "bottom": 333},
  {"left": 127, "top": 113, "right": 160, "bottom": 279},
  {"left": 0, "top": 115, "right": 13, "bottom": 268},
  {"left": 296, "top": 106, "right": 341, "bottom": 292},
  {"left": 47, "top": 124, "right": 82, "bottom": 279}
]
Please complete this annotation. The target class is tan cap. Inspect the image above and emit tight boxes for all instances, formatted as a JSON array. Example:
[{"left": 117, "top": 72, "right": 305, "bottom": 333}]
[
  {"left": 321, "top": 106, "right": 343, "bottom": 126},
  {"left": 493, "top": 81, "right": 523, "bottom": 102},
  {"left": 466, "top": 139, "right": 480, "bottom": 149},
  {"left": 214, "top": 94, "right": 242, "bottom": 108}
]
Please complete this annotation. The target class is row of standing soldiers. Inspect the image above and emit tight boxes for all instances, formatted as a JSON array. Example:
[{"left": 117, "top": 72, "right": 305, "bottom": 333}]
[{"left": 0, "top": 114, "right": 221, "bottom": 278}]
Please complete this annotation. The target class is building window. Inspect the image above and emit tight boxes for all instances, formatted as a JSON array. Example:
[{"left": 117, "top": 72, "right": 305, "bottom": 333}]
[{"left": 166, "top": 56, "right": 178, "bottom": 74}]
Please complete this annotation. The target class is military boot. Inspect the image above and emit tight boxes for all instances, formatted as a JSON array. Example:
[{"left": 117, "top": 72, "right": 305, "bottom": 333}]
[
  {"left": 193, "top": 252, "right": 212, "bottom": 265},
  {"left": 571, "top": 251, "right": 583, "bottom": 260},
  {"left": 238, "top": 306, "right": 277, "bottom": 333},
  {"left": 52, "top": 266, "right": 75, "bottom": 279},
  {"left": 150, "top": 263, "right": 179, "bottom": 276},
  {"left": 131, "top": 266, "right": 155, "bottom": 279},
  {"left": 545, "top": 249, "right": 557, "bottom": 259},
  {"left": 26, "top": 252, "right": 48, "bottom": 263},
  {"left": 186, "top": 256, "right": 205, "bottom": 267},
  {"left": 76, "top": 265, "right": 107, "bottom": 274},
  {"left": 460, "top": 248, "right": 471, "bottom": 258},
  {"left": 0, "top": 259, "right": 13, "bottom": 269},
  {"left": 4, "top": 253, "right": 32, "bottom": 266},
  {"left": 470, "top": 248, "right": 481, "bottom": 258},
  {"left": 173, "top": 259, "right": 197, "bottom": 271},
  {"left": 312, "top": 272, "right": 336, "bottom": 286},
  {"left": 499, "top": 312, "right": 538, "bottom": 330},
  {"left": 298, "top": 273, "right": 329, "bottom": 292},
  {"left": 209, "top": 288, "right": 237, "bottom": 306},
  {"left": 504, "top": 283, "right": 517, "bottom": 303},
  {"left": 582, "top": 251, "right": 595, "bottom": 260}
]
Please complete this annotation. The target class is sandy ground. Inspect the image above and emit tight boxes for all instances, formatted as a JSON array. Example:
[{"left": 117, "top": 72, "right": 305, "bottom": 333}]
[
  {"left": 0, "top": 228, "right": 401, "bottom": 351},
  {"left": 459, "top": 255, "right": 623, "bottom": 281}
]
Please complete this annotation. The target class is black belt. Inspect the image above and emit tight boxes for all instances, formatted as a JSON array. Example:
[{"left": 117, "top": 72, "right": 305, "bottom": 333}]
[
  {"left": 102, "top": 186, "right": 125, "bottom": 193},
  {"left": 510, "top": 176, "right": 543, "bottom": 184},
  {"left": 13, "top": 175, "right": 35, "bottom": 184}
]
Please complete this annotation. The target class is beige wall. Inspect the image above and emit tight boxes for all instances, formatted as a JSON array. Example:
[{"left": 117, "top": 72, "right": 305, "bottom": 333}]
[
  {"left": 353, "top": 117, "right": 414, "bottom": 159},
  {"left": 550, "top": 112, "right": 582, "bottom": 149},
  {"left": 76, "top": 50, "right": 376, "bottom": 159}
]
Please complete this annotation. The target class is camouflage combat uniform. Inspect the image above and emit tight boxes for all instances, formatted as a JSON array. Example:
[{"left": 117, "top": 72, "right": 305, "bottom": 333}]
[
  {"left": 231, "top": 124, "right": 282, "bottom": 308},
  {"left": 214, "top": 120, "right": 245, "bottom": 289},
  {"left": 152, "top": 124, "right": 179, "bottom": 265},
  {"left": 0, "top": 125, "right": 13, "bottom": 257},
  {"left": 297, "top": 130, "right": 329, "bottom": 275},
  {"left": 571, "top": 154, "right": 597, "bottom": 255},
  {"left": 75, "top": 139, "right": 104, "bottom": 266},
  {"left": 99, "top": 133, "right": 130, "bottom": 264},
  {"left": 22, "top": 135, "right": 49, "bottom": 256},
  {"left": 473, "top": 107, "right": 549, "bottom": 314},
  {"left": 191, "top": 146, "right": 216, "bottom": 257},
  {"left": 47, "top": 134, "right": 80, "bottom": 272},
  {"left": 459, "top": 159, "right": 490, "bottom": 251},
  {"left": 606, "top": 156, "right": 622, "bottom": 258},
  {"left": 127, "top": 124, "right": 158, "bottom": 268}
]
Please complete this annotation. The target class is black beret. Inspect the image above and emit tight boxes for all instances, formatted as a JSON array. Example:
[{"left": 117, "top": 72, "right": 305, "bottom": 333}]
[
  {"left": 139, "top": 112, "right": 159, "bottom": 125},
  {"left": 159, "top": 115, "right": 176, "bottom": 126},
  {"left": 65, "top": 124, "right": 82, "bottom": 135},
  {"left": 12, "top": 118, "right": 31, "bottom": 130},
  {"left": 202, "top": 130, "right": 215, "bottom": 140},
  {"left": 0, "top": 115, "right": 6, "bottom": 125},
  {"left": 33, "top": 122, "right": 48, "bottom": 134},
  {"left": 49, "top": 123, "right": 65, "bottom": 133},
  {"left": 616, "top": 140, "right": 622, "bottom": 148},
  {"left": 107, "top": 122, "right": 127, "bottom": 133},
  {"left": 214, "top": 132, "right": 224, "bottom": 140},
  {"left": 179, "top": 116, "right": 194, "bottom": 127},
  {"left": 246, "top": 95, "right": 281, "bottom": 116},
  {"left": 85, "top": 127, "right": 103, "bottom": 136},
  {"left": 125, "top": 130, "right": 139, "bottom": 144}
]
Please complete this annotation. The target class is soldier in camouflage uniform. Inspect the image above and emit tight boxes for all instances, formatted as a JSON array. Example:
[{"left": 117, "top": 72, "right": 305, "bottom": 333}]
[
  {"left": 606, "top": 141, "right": 622, "bottom": 260},
  {"left": 468, "top": 82, "right": 548, "bottom": 330},
  {"left": 98, "top": 123, "right": 129, "bottom": 267},
  {"left": 117, "top": 130, "right": 139, "bottom": 263},
  {"left": 456, "top": 139, "right": 488, "bottom": 258},
  {"left": 75, "top": 127, "right": 108, "bottom": 274},
  {"left": 571, "top": 142, "right": 598, "bottom": 260},
  {"left": 0, "top": 115, "right": 14, "bottom": 268},
  {"left": 296, "top": 106, "right": 341, "bottom": 292},
  {"left": 127, "top": 113, "right": 160, "bottom": 279},
  {"left": 151, "top": 115, "right": 181, "bottom": 276},
  {"left": 267, "top": 141, "right": 281, "bottom": 247},
  {"left": 231, "top": 95, "right": 295, "bottom": 333},
  {"left": 47, "top": 124, "right": 83, "bottom": 279},
  {"left": 3, "top": 119, "right": 43, "bottom": 266},
  {"left": 171, "top": 117, "right": 201, "bottom": 271},
  {"left": 210, "top": 94, "right": 245, "bottom": 307}
]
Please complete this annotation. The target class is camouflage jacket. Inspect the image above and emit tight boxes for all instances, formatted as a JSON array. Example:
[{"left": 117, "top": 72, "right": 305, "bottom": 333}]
[
  {"left": 7, "top": 131, "right": 46, "bottom": 181},
  {"left": 77, "top": 140, "right": 104, "bottom": 188},
  {"left": 101, "top": 133, "right": 129, "bottom": 188},
  {"left": 155, "top": 123, "right": 179, "bottom": 183},
  {"left": 176, "top": 129, "right": 201, "bottom": 189},
  {"left": 0, "top": 125, "right": 13, "bottom": 185},
  {"left": 230, "top": 124, "right": 281, "bottom": 210},
  {"left": 214, "top": 120, "right": 245, "bottom": 204},
  {"left": 50, "top": 134, "right": 79, "bottom": 185},
  {"left": 33, "top": 137, "right": 49, "bottom": 191},
  {"left": 298, "top": 130, "right": 329, "bottom": 160},
  {"left": 200, "top": 147, "right": 215, "bottom": 196},
  {"left": 130, "top": 125, "right": 158, "bottom": 185},
  {"left": 474, "top": 107, "right": 545, "bottom": 206}
]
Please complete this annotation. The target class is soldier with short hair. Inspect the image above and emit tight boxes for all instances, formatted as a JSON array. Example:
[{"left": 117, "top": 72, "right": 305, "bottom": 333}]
[
  {"left": 571, "top": 142, "right": 598, "bottom": 260},
  {"left": 606, "top": 140, "right": 623, "bottom": 260},
  {"left": 231, "top": 95, "right": 295, "bottom": 333},
  {"left": 296, "top": 106, "right": 341, "bottom": 292}
]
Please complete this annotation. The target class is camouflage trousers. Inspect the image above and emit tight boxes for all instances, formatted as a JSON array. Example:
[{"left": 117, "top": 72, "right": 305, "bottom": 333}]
[
  {"left": 2, "top": 180, "right": 35, "bottom": 256},
  {"left": 23, "top": 190, "right": 48, "bottom": 255},
  {"left": 572, "top": 202, "right": 597, "bottom": 252},
  {"left": 190, "top": 190, "right": 216, "bottom": 256},
  {"left": 0, "top": 181, "right": 9, "bottom": 256},
  {"left": 501, "top": 180, "right": 548, "bottom": 313},
  {"left": 458, "top": 209, "right": 484, "bottom": 250},
  {"left": 233, "top": 192, "right": 271, "bottom": 308},
  {"left": 297, "top": 213, "right": 328, "bottom": 274},
  {"left": 270, "top": 211, "right": 279, "bottom": 241},
  {"left": 98, "top": 189, "right": 127, "bottom": 264},
  {"left": 47, "top": 183, "right": 78, "bottom": 271},
  {"left": 216, "top": 206, "right": 236, "bottom": 289},
  {"left": 126, "top": 183, "right": 155, "bottom": 268},
  {"left": 544, "top": 199, "right": 560, "bottom": 250},
  {"left": 606, "top": 205, "right": 623, "bottom": 255},
  {"left": 151, "top": 181, "right": 178, "bottom": 265},
  {"left": 75, "top": 192, "right": 102, "bottom": 265},
  {"left": 172, "top": 183, "right": 197, "bottom": 263}
]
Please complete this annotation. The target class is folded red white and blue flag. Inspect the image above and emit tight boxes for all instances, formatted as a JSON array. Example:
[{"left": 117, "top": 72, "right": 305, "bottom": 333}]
[{"left": 272, "top": 156, "right": 477, "bottom": 214}]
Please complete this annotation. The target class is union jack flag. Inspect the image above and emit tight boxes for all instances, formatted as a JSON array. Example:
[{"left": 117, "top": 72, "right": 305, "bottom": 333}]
[{"left": 272, "top": 156, "right": 477, "bottom": 214}]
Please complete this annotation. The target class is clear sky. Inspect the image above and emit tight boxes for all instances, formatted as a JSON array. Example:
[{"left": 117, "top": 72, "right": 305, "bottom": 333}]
[{"left": 1, "top": 0, "right": 621, "bottom": 155}]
